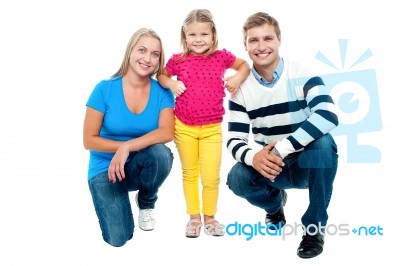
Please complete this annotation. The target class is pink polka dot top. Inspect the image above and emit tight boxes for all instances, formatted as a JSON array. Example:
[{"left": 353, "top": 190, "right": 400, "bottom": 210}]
[{"left": 165, "top": 49, "right": 236, "bottom": 125}]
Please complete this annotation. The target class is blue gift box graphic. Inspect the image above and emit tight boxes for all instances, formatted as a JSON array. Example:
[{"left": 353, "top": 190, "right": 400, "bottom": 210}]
[
  {"left": 315, "top": 39, "right": 382, "bottom": 163},
  {"left": 320, "top": 70, "right": 382, "bottom": 163},
  {"left": 285, "top": 40, "right": 382, "bottom": 163}
]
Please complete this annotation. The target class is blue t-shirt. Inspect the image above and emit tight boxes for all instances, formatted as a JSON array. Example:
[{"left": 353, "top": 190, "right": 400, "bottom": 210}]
[{"left": 86, "top": 76, "right": 174, "bottom": 180}]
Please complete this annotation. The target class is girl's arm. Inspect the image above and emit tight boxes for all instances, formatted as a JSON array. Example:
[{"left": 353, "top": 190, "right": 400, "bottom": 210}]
[
  {"left": 158, "top": 68, "right": 187, "bottom": 97},
  {"left": 224, "top": 58, "right": 250, "bottom": 93}
]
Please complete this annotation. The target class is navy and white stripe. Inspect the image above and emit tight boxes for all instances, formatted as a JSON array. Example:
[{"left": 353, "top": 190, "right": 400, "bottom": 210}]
[{"left": 227, "top": 59, "right": 338, "bottom": 166}]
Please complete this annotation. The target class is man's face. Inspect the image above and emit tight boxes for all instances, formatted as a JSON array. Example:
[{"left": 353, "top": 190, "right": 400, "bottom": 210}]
[{"left": 244, "top": 23, "right": 281, "bottom": 71}]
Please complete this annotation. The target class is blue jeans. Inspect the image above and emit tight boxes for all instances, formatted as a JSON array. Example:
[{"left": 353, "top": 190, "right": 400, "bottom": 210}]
[
  {"left": 227, "top": 134, "right": 338, "bottom": 231},
  {"left": 88, "top": 144, "right": 173, "bottom": 247}
]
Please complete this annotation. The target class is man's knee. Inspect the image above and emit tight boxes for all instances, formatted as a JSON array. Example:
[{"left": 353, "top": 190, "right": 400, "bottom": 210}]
[
  {"left": 309, "top": 134, "right": 337, "bottom": 153},
  {"left": 226, "top": 163, "right": 251, "bottom": 197},
  {"left": 300, "top": 134, "right": 338, "bottom": 168}
]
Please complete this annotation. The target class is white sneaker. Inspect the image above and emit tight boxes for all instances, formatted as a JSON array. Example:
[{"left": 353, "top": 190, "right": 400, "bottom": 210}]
[{"left": 136, "top": 193, "right": 155, "bottom": 231}]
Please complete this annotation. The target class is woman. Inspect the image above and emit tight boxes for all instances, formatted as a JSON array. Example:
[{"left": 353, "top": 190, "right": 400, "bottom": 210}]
[{"left": 83, "top": 28, "right": 174, "bottom": 247}]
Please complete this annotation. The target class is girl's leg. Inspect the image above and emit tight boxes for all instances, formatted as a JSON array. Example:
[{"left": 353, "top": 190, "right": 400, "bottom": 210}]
[
  {"left": 174, "top": 118, "right": 201, "bottom": 216},
  {"left": 199, "top": 123, "right": 222, "bottom": 218}
]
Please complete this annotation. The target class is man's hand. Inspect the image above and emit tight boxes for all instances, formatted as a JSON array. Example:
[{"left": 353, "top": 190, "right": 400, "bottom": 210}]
[{"left": 253, "top": 141, "right": 284, "bottom": 182}]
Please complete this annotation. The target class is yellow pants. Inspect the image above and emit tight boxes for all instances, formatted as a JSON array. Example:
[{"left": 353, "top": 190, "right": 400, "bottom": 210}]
[{"left": 174, "top": 118, "right": 222, "bottom": 216}]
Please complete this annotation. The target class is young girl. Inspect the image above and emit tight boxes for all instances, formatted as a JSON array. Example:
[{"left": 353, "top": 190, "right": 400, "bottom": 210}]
[{"left": 158, "top": 9, "right": 250, "bottom": 237}]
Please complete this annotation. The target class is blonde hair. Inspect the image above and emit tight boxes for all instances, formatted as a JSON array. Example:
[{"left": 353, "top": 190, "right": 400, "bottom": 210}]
[
  {"left": 179, "top": 9, "right": 218, "bottom": 60},
  {"left": 243, "top": 12, "right": 281, "bottom": 41},
  {"left": 113, "top": 28, "right": 165, "bottom": 78}
]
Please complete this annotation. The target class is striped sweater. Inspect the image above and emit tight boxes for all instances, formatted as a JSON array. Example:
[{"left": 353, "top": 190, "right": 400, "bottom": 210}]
[{"left": 227, "top": 59, "right": 338, "bottom": 166}]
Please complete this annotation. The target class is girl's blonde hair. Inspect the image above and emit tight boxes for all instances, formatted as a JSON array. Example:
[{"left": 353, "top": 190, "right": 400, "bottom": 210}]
[
  {"left": 113, "top": 28, "right": 165, "bottom": 78},
  {"left": 179, "top": 9, "right": 219, "bottom": 60}
]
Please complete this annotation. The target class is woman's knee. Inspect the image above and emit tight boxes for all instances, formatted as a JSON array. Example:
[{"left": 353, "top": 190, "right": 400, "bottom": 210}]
[
  {"left": 136, "top": 144, "right": 174, "bottom": 172},
  {"left": 100, "top": 215, "right": 134, "bottom": 247},
  {"left": 104, "top": 232, "right": 133, "bottom": 247},
  {"left": 146, "top": 144, "right": 173, "bottom": 165}
]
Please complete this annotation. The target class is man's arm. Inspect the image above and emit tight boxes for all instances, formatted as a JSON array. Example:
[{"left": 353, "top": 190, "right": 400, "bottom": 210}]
[
  {"left": 275, "top": 76, "right": 339, "bottom": 158},
  {"left": 227, "top": 89, "right": 255, "bottom": 166},
  {"left": 227, "top": 89, "right": 284, "bottom": 181}
]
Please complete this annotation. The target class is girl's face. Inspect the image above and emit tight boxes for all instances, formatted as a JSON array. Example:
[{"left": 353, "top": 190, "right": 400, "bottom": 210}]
[
  {"left": 128, "top": 36, "right": 161, "bottom": 77},
  {"left": 184, "top": 21, "right": 213, "bottom": 55}
]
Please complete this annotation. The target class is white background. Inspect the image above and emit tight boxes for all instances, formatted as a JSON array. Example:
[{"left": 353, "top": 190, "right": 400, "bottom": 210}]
[{"left": 1, "top": 0, "right": 399, "bottom": 265}]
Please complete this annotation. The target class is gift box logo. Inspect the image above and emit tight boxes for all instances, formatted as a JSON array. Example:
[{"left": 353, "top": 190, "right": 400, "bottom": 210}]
[{"left": 315, "top": 39, "right": 382, "bottom": 163}]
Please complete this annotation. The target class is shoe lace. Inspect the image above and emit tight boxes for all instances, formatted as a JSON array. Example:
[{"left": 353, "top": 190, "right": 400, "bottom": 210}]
[{"left": 141, "top": 209, "right": 154, "bottom": 222}]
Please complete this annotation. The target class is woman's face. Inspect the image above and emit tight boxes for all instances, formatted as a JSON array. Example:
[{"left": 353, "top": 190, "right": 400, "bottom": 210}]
[{"left": 129, "top": 36, "right": 161, "bottom": 77}]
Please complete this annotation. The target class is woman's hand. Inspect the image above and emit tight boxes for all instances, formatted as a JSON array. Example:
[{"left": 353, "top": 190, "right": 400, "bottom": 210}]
[{"left": 108, "top": 142, "right": 130, "bottom": 183}]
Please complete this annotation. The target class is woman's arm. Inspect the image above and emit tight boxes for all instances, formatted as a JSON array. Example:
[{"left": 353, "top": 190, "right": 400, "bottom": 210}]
[
  {"left": 108, "top": 107, "right": 174, "bottom": 182},
  {"left": 83, "top": 107, "right": 121, "bottom": 152},
  {"left": 122, "top": 107, "right": 174, "bottom": 151}
]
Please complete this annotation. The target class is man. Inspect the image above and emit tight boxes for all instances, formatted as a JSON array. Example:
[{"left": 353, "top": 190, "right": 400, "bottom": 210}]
[{"left": 226, "top": 12, "right": 339, "bottom": 259}]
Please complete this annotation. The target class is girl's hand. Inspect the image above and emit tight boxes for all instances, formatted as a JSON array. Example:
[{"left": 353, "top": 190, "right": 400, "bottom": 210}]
[
  {"left": 171, "top": 80, "right": 187, "bottom": 97},
  {"left": 108, "top": 143, "right": 130, "bottom": 183},
  {"left": 224, "top": 76, "right": 241, "bottom": 94}
]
